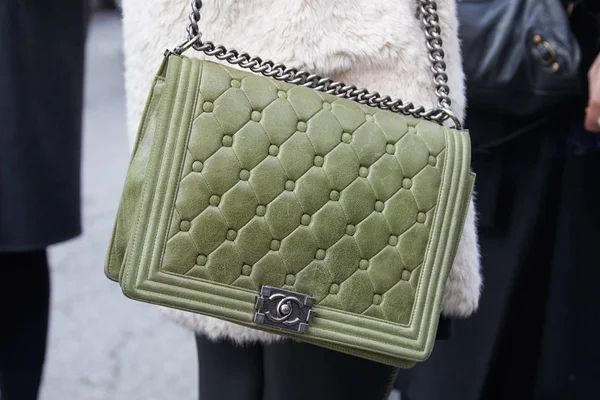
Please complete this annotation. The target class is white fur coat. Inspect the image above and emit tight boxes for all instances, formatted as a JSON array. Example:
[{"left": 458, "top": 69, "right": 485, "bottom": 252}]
[{"left": 121, "top": 0, "right": 482, "bottom": 344}]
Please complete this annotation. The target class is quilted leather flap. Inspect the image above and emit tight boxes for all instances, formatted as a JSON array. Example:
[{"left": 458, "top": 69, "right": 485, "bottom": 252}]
[{"left": 106, "top": 55, "right": 473, "bottom": 366}]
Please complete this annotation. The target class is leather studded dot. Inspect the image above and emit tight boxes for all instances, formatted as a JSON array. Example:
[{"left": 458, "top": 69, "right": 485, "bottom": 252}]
[
  {"left": 297, "top": 121, "right": 307, "bottom": 132},
  {"left": 226, "top": 229, "right": 237, "bottom": 241},
  {"left": 285, "top": 180, "right": 295, "bottom": 191},
  {"left": 202, "top": 101, "right": 214, "bottom": 112},
  {"left": 197, "top": 255, "right": 207, "bottom": 266},
  {"left": 239, "top": 169, "right": 250, "bottom": 181},
  {"left": 242, "top": 264, "right": 252, "bottom": 276},
  {"left": 323, "top": 102, "right": 331, "bottom": 110},
  {"left": 192, "top": 161, "right": 203, "bottom": 172},
  {"left": 286, "top": 274, "right": 296, "bottom": 285},
  {"left": 373, "top": 294, "right": 382, "bottom": 305},
  {"left": 386, "top": 144, "right": 395, "bottom": 155},
  {"left": 256, "top": 205, "right": 266, "bottom": 216},
  {"left": 402, "top": 178, "right": 412, "bottom": 189},
  {"left": 230, "top": 79, "right": 241, "bottom": 88},
  {"left": 417, "top": 212, "right": 426, "bottom": 223},
  {"left": 365, "top": 114, "right": 374, "bottom": 122},
  {"left": 301, "top": 214, "right": 311, "bottom": 226},
  {"left": 408, "top": 126, "right": 417, "bottom": 134},
  {"left": 359, "top": 166, "right": 369, "bottom": 177},
  {"left": 269, "top": 145, "right": 279, "bottom": 156},
  {"left": 222, "top": 135, "right": 233, "bottom": 147},
  {"left": 402, "top": 270, "right": 411, "bottom": 281},
  {"left": 375, "top": 201, "right": 384, "bottom": 212},
  {"left": 314, "top": 155, "right": 324, "bottom": 167},
  {"left": 209, "top": 195, "right": 221, "bottom": 206},
  {"left": 278, "top": 90, "right": 287, "bottom": 99},
  {"left": 329, "top": 283, "right": 339, "bottom": 294},
  {"left": 270, "top": 239, "right": 281, "bottom": 251},
  {"left": 388, "top": 235, "right": 398, "bottom": 246},
  {"left": 342, "top": 133, "right": 352, "bottom": 144},
  {"left": 180, "top": 220, "right": 191, "bottom": 231},
  {"left": 359, "top": 259, "right": 369, "bottom": 270},
  {"left": 251, "top": 111, "right": 262, "bottom": 122},
  {"left": 315, "top": 249, "right": 326, "bottom": 260},
  {"left": 346, "top": 224, "right": 356, "bottom": 236},
  {"left": 330, "top": 190, "right": 340, "bottom": 201},
  {"left": 428, "top": 155, "right": 437, "bottom": 166}
]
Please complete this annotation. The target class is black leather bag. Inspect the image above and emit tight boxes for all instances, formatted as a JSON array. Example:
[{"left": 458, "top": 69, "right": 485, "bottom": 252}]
[{"left": 458, "top": 0, "right": 582, "bottom": 117}]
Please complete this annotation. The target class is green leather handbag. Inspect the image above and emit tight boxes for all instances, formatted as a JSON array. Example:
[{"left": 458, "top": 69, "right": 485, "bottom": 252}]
[{"left": 106, "top": 0, "right": 474, "bottom": 368}]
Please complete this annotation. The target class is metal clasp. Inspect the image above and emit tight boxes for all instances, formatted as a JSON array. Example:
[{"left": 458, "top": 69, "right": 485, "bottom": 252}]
[
  {"left": 173, "top": 34, "right": 202, "bottom": 56},
  {"left": 254, "top": 286, "right": 315, "bottom": 333},
  {"left": 441, "top": 108, "right": 462, "bottom": 130}
]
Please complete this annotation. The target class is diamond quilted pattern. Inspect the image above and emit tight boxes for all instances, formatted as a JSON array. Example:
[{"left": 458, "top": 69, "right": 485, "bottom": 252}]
[
  {"left": 188, "top": 207, "right": 228, "bottom": 256},
  {"left": 261, "top": 99, "right": 298, "bottom": 145},
  {"left": 247, "top": 156, "right": 287, "bottom": 205},
  {"left": 339, "top": 179, "right": 377, "bottom": 225},
  {"left": 310, "top": 202, "right": 347, "bottom": 249},
  {"left": 330, "top": 101, "right": 368, "bottom": 132},
  {"left": 219, "top": 182, "right": 258, "bottom": 230},
  {"left": 174, "top": 172, "right": 211, "bottom": 222},
  {"left": 250, "top": 252, "right": 287, "bottom": 288},
  {"left": 295, "top": 167, "right": 331, "bottom": 215},
  {"left": 322, "top": 144, "right": 360, "bottom": 191},
  {"left": 230, "top": 122, "right": 270, "bottom": 169},
  {"left": 279, "top": 132, "right": 316, "bottom": 181},
  {"left": 368, "top": 154, "right": 404, "bottom": 201},
  {"left": 368, "top": 246, "right": 405, "bottom": 294},
  {"left": 240, "top": 75, "right": 279, "bottom": 111},
  {"left": 162, "top": 232, "right": 198, "bottom": 275},
  {"left": 159, "top": 61, "right": 447, "bottom": 325},
  {"left": 306, "top": 110, "right": 344, "bottom": 155},
  {"left": 201, "top": 147, "right": 241, "bottom": 195},
  {"left": 279, "top": 227, "right": 320, "bottom": 275},
  {"left": 354, "top": 213, "right": 392, "bottom": 259},
  {"left": 324, "top": 236, "right": 362, "bottom": 284},
  {"left": 188, "top": 114, "right": 224, "bottom": 162},
  {"left": 264, "top": 192, "right": 304, "bottom": 239},
  {"left": 336, "top": 272, "right": 376, "bottom": 314},
  {"left": 213, "top": 89, "right": 253, "bottom": 136},
  {"left": 278, "top": 132, "right": 315, "bottom": 180},
  {"left": 351, "top": 122, "right": 387, "bottom": 167},
  {"left": 398, "top": 224, "right": 429, "bottom": 270},
  {"left": 206, "top": 243, "right": 243, "bottom": 285},
  {"left": 286, "top": 86, "right": 323, "bottom": 121},
  {"left": 395, "top": 133, "right": 431, "bottom": 178},
  {"left": 233, "top": 218, "right": 271, "bottom": 265}
]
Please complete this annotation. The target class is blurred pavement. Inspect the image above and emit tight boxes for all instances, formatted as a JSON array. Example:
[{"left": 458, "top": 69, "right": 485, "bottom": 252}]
[{"left": 41, "top": 11, "right": 197, "bottom": 400}]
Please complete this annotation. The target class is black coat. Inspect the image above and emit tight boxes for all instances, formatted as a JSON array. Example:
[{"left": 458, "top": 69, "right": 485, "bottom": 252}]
[
  {"left": 0, "top": 1, "right": 88, "bottom": 251},
  {"left": 396, "top": 2, "right": 600, "bottom": 399}
]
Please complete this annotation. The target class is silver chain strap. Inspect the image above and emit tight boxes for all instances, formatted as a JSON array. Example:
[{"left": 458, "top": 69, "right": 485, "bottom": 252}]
[{"left": 173, "top": 0, "right": 460, "bottom": 129}]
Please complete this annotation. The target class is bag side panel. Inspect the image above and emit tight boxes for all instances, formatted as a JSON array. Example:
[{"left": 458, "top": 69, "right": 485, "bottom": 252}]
[{"left": 104, "top": 76, "right": 165, "bottom": 281}]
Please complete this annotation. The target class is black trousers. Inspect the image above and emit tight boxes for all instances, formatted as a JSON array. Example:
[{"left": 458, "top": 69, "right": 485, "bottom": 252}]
[
  {"left": 195, "top": 334, "right": 399, "bottom": 400},
  {"left": 0, "top": 250, "right": 50, "bottom": 400}
]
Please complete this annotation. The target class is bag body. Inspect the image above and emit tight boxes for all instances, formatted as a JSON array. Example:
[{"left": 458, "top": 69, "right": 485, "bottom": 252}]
[
  {"left": 108, "top": 0, "right": 477, "bottom": 367},
  {"left": 458, "top": 0, "right": 581, "bottom": 116}
]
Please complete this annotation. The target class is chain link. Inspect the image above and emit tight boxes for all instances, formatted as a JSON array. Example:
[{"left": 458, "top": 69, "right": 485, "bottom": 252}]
[
  {"left": 418, "top": 0, "right": 452, "bottom": 110},
  {"left": 175, "top": 0, "right": 459, "bottom": 128}
]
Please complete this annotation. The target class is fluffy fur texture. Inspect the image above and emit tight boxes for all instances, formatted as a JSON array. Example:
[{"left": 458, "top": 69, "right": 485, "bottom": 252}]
[{"left": 121, "top": 0, "right": 482, "bottom": 342}]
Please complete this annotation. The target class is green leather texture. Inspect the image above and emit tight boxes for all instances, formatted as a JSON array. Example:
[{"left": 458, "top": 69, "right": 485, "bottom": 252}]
[{"left": 105, "top": 54, "right": 474, "bottom": 367}]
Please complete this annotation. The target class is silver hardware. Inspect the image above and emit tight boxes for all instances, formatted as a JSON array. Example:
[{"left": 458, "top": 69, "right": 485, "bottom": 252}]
[
  {"left": 254, "top": 286, "right": 315, "bottom": 333},
  {"left": 418, "top": 0, "right": 452, "bottom": 111},
  {"left": 174, "top": 0, "right": 460, "bottom": 130}
]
